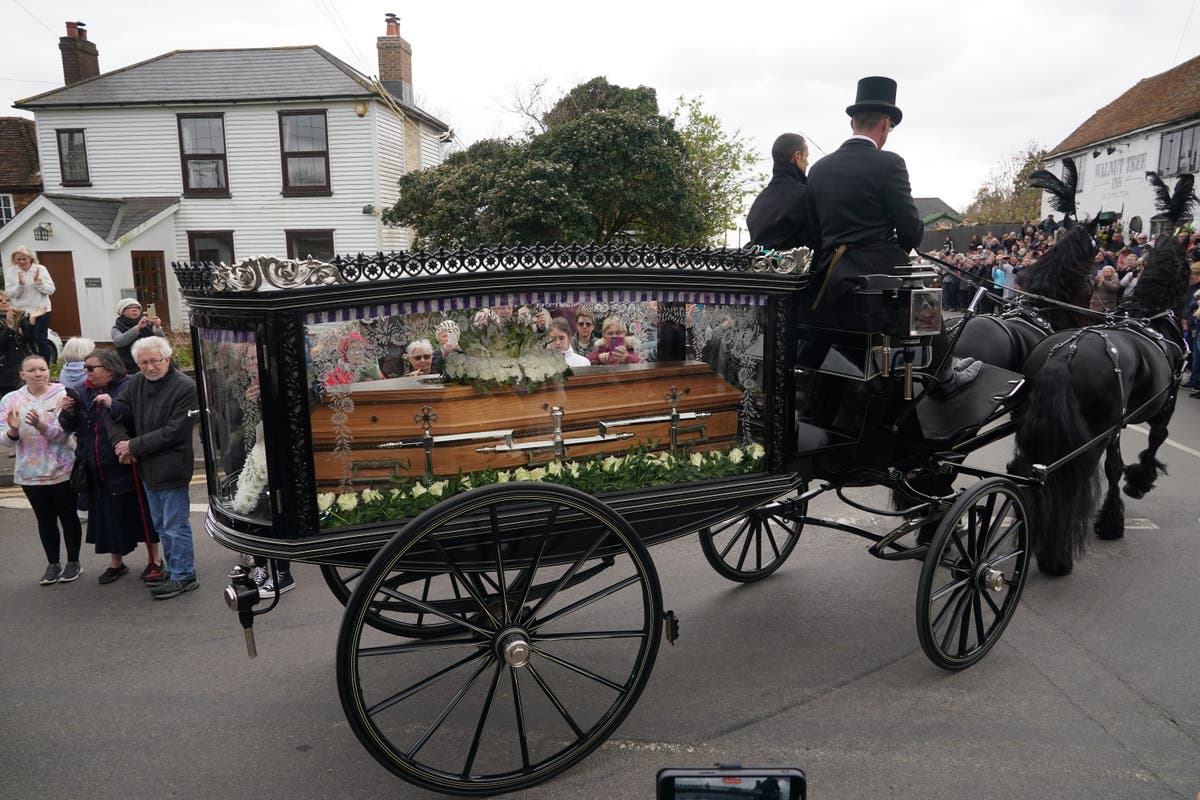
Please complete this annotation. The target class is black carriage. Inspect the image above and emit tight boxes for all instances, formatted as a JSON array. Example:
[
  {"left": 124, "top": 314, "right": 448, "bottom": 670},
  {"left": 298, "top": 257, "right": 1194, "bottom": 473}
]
[{"left": 178, "top": 246, "right": 1032, "bottom": 796}]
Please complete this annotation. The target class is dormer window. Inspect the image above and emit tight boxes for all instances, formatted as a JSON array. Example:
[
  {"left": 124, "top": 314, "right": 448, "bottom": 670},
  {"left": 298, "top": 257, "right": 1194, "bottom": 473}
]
[{"left": 179, "top": 114, "right": 229, "bottom": 196}]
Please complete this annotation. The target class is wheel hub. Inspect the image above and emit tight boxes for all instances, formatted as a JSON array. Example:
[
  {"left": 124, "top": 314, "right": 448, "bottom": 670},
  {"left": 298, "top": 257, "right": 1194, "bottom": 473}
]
[
  {"left": 979, "top": 566, "right": 1005, "bottom": 592},
  {"left": 496, "top": 628, "right": 531, "bottom": 667}
]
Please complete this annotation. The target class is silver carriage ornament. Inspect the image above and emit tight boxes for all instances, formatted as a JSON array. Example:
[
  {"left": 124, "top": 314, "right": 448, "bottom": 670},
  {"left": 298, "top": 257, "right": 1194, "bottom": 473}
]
[
  {"left": 211, "top": 255, "right": 347, "bottom": 292},
  {"left": 749, "top": 246, "right": 813, "bottom": 275}
]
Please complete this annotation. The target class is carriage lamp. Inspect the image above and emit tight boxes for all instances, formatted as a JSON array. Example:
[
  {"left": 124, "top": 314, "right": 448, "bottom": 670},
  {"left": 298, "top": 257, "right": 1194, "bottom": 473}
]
[{"left": 33, "top": 222, "right": 52, "bottom": 241}]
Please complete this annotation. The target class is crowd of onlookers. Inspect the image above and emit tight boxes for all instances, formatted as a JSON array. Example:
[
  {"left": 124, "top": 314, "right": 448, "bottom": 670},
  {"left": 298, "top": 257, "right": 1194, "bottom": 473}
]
[
  {"left": 932, "top": 216, "right": 1200, "bottom": 398},
  {"left": 3, "top": 247, "right": 210, "bottom": 597}
]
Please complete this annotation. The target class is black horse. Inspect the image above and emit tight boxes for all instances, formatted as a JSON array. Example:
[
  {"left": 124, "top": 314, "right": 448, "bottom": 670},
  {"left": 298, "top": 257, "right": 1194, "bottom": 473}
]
[{"left": 1007, "top": 231, "right": 1192, "bottom": 576}]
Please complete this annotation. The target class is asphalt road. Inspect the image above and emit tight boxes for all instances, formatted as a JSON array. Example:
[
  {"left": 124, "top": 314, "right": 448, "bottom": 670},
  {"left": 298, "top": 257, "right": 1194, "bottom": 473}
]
[{"left": 2, "top": 397, "right": 1199, "bottom": 800}]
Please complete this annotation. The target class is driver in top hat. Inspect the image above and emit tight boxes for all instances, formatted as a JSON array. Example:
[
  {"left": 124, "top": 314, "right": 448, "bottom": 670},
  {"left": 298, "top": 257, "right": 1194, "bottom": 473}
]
[{"left": 805, "top": 76, "right": 980, "bottom": 393}]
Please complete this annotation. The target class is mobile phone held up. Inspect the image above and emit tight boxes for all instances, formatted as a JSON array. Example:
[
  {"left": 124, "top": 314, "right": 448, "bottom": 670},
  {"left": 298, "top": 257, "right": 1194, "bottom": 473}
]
[
  {"left": 657, "top": 765, "right": 806, "bottom": 800},
  {"left": 145, "top": 302, "right": 157, "bottom": 320}
]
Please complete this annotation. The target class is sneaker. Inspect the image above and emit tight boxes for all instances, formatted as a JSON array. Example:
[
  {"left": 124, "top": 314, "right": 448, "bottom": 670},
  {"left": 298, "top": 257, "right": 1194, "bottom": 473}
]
[
  {"left": 98, "top": 563, "right": 129, "bottom": 584},
  {"left": 60, "top": 561, "right": 82, "bottom": 582},
  {"left": 259, "top": 570, "right": 295, "bottom": 599},
  {"left": 139, "top": 561, "right": 164, "bottom": 582},
  {"left": 151, "top": 575, "right": 198, "bottom": 600},
  {"left": 249, "top": 565, "right": 268, "bottom": 589},
  {"left": 39, "top": 564, "right": 62, "bottom": 585}
]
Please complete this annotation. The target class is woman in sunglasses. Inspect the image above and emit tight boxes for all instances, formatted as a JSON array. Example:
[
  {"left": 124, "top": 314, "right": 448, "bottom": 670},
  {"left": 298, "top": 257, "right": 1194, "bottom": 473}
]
[
  {"left": 404, "top": 339, "right": 435, "bottom": 376},
  {"left": 59, "top": 348, "right": 162, "bottom": 585}
]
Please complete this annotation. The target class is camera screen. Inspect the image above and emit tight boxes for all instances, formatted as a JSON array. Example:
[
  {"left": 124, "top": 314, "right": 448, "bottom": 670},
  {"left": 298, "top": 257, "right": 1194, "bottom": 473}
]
[{"left": 669, "top": 775, "right": 793, "bottom": 799}]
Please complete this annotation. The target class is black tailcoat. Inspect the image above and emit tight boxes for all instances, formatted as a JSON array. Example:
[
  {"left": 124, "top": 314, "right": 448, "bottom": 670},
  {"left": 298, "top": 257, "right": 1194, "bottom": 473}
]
[{"left": 806, "top": 138, "right": 923, "bottom": 305}]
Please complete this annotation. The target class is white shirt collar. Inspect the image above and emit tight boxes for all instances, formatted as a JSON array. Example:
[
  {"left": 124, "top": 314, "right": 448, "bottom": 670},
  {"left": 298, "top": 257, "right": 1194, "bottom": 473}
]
[{"left": 849, "top": 134, "right": 879, "bottom": 149}]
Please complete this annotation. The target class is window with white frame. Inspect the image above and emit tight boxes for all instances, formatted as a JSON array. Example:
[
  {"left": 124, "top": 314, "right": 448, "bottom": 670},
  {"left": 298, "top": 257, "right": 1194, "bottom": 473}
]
[{"left": 0, "top": 194, "right": 13, "bottom": 227}]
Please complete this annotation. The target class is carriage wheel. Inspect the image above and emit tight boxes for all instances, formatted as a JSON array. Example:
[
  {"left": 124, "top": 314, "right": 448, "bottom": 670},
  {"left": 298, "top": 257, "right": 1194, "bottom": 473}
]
[
  {"left": 321, "top": 564, "right": 476, "bottom": 639},
  {"left": 916, "top": 478, "right": 1030, "bottom": 671},
  {"left": 698, "top": 501, "right": 805, "bottom": 583},
  {"left": 337, "top": 483, "right": 663, "bottom": 795}
]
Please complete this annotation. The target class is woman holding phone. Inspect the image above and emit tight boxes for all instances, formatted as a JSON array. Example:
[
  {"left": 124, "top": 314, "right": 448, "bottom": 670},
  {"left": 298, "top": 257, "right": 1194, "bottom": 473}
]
[
  {"left": 587, "top": 317, "right": 641, "bottom": 365},
  {"left": 111, "top": 297, "right": 164, "bottom": 373}
]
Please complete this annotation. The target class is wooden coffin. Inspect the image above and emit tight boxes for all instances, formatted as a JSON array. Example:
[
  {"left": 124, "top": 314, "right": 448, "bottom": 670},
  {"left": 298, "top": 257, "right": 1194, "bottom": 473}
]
[{"left": 310, "top": 361, "right": 744, "bottom": 485}]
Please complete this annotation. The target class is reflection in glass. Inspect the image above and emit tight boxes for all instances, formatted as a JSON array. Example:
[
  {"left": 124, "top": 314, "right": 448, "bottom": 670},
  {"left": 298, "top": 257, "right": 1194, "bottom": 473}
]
[
  {"left": 303, "top": 292, "right": 769, "bottom": 528},
  {"left": 197, "top": 329, "right": 268, "bottom": 520}
]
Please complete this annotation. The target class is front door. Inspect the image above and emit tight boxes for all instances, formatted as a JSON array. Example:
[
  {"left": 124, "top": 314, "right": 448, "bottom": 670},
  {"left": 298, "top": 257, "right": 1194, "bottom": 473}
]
[
  {"left": 131, "top": 251, "right": 171, "bottom": 331},
  {"left": 34, "top": 251, "right": 81, "bottom": 337}
]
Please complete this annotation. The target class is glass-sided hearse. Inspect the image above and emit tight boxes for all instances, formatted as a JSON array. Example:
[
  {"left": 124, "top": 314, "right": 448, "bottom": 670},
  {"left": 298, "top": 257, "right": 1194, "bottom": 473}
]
[{"left": 177, "top": 246, "right": 1031, "bottom": 796}]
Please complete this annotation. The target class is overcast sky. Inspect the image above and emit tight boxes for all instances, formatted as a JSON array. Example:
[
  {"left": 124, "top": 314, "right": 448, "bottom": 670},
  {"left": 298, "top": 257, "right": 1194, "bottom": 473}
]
[{"left": 5, "top": 0, "right": 1198, "bottom": 227}]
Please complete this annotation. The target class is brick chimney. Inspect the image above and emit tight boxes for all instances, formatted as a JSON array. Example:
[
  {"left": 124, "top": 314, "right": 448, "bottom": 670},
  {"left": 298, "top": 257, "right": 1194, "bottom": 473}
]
[
  {"left": 59, "top": 21, "right": 100, "bottom": 85},
  {"left": 377, "top": 12, "right": 413, "bottom": 104}
]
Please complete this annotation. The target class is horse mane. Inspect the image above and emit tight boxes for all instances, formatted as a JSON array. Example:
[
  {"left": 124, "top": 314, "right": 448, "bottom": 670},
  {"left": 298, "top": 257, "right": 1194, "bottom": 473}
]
[
  {"left": 1019, "top": 224, "right": 1096, "bottom": 328},
  {"left": 1124, "top": 236, "right": 1190, "bottom": 316}
]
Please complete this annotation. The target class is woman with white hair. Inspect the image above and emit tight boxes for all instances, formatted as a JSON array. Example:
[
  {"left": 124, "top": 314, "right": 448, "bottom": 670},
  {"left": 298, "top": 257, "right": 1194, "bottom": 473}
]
[
  {"left": 111, "top": 297, "right": 164, "bottom": 373},
  {"left": 405, "top": 339, "right": 435, "bottom": 376},
  {"left": 57, "top": 336, "right": 96, "bottom": 396},
  {"left": 4, "top": 246, "right": 55, "bottom": 362}
]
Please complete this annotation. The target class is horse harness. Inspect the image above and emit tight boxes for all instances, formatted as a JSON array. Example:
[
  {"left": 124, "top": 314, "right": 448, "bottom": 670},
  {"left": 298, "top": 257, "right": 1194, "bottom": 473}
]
[{"left": 1046, "top": 315, "right": 1184, "bottom": 418}]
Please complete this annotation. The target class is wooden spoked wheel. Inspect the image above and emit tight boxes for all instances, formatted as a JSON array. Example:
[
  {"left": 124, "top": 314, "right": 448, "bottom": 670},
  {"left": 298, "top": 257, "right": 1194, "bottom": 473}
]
[
  {"left": 336, "top": 483, "right": 663, "bottom": 795},
  {"left": 916, "top": 478, "right": 1030, "bottom": 671},
  {"left": 698, "top": 500, "right": 805, "bottom": 582}
]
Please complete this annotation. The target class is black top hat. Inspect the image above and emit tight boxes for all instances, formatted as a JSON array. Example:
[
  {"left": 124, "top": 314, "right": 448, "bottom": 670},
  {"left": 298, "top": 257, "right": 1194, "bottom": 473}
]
[{"left": 846, "top": 76, "right": 903, "bottom": 127}]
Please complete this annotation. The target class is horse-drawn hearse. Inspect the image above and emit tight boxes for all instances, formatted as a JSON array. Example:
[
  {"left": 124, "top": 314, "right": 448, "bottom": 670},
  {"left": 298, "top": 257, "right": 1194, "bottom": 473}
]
[{"left": 178, "top": 244, "right": 1046, "bottom": 796}]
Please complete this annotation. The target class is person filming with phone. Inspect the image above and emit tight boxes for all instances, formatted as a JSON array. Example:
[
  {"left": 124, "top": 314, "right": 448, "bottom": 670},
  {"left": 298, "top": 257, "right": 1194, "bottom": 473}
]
[
  {"left": 587, "top": 317, "right": 641, "bottom": 365},
  {"left": 111, "top": 298, "right": 164, "bottom": 374}
]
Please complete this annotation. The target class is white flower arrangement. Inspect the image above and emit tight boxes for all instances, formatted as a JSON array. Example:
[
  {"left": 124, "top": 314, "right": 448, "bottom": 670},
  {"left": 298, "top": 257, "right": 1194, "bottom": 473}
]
[
  {"left": 317, "top": 443, "right": 771, "bottom": 530},
  {"left": 443, "top": 309, "right": 571, "bottom": 393},
  {"left": 231, "top": 437, "right": 269, "bottom": 514}
]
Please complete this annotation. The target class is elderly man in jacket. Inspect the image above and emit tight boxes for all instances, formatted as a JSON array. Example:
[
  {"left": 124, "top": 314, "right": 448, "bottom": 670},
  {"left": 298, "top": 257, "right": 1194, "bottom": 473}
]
[{"left": 111, "top": 336, "right": 199, "bottom": 600}]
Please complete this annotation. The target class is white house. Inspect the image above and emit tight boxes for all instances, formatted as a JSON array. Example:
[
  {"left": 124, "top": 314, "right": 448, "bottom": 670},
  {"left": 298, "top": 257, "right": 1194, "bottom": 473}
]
[
  {"left": 0, "top": 16, "right": 449, "bottom": 342},
  {"left": 1041, "top": 53, "right": 1199, "bottom": 237}
]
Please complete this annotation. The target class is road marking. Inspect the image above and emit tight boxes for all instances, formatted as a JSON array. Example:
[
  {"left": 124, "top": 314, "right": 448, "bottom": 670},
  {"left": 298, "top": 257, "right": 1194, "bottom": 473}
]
[
  {"left": 1124, "top": 518, "right": 1158, "bottom": 530},
  {"left": 1125, "top": 424, "right": 1200, "bottom": 460}
]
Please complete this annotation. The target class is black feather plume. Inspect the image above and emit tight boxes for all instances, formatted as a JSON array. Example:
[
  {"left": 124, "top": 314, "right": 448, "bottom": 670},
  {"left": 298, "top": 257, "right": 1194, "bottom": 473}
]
[
  {"left": 1144, "top": 171, "right": 1198, "bottom": 229},
  {"left": 1029, "top": 157, "right": 1078, "bottom": 220}
]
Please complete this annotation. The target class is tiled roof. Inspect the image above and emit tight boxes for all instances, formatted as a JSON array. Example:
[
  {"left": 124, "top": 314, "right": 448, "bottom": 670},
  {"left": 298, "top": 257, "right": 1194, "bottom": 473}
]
[
  {"left": 1049, "top": 53, "right": 1200, "bottom": 156},
  {"left": 914, "top": 197, "right": 960, "bottom": 219},
  {"left": 43, "top": 194, "right": 178, "bottom": 243},
  {"left": 15, "top": 46, "right": 448, "bottom": 131},
  {"left": 0, "top": 117, "right": 41, "bottom": 189}
]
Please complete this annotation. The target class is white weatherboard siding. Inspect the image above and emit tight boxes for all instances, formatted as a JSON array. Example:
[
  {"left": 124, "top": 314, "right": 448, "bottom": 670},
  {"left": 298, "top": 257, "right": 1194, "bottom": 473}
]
[
  {"left": 420, "top": 127, "right": 443, "bottom": 169},
  {"left": 377, "top": 103, "right": 408, "bottom": 252},
  {"left": 173, "top": 101, "right": 381, "bottom": 259}
]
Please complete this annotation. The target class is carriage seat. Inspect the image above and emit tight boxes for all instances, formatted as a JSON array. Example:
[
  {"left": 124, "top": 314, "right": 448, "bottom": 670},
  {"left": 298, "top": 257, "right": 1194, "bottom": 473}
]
[{"left": 915, "top": 362, "right": 1023, "bottom": 444}]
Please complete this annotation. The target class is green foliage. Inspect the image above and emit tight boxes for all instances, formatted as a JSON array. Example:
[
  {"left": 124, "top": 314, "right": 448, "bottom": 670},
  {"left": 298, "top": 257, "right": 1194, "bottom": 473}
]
[
  {"left": 673, "top": 97, "right": 764, "bottom": 245},
  {"left": 965, "top": 141, "right": 1048, "bottom": 224},
  {"left": 386, "top": 77, "right": 751, "bottom": 248},
  {"left": 318, "top": 443, "right": 766, "bottom": 529}
]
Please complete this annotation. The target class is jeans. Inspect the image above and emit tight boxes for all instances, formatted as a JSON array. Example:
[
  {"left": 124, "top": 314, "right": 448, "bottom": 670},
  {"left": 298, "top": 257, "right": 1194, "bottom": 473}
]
[{"left": 144, "top": 486, "right": 195, "bottom": 580}]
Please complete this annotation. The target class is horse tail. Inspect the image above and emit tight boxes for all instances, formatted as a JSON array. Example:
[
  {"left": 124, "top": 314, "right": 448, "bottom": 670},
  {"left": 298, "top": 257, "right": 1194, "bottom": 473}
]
[{"left": 1010, "top": 355, "right": 1098, "bottom": 575}]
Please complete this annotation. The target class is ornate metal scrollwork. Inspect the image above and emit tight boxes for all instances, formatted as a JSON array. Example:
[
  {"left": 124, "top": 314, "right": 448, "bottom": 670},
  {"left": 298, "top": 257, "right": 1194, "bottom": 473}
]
[
  {"left": 749, "top": 246, "right": 813, "bottom": 275},
  {"left": 209, "top": 256, "right": 347, "bottom": 292}
]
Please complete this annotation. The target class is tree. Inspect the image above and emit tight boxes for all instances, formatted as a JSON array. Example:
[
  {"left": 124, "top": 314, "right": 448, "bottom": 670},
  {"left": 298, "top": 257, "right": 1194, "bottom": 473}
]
[
  {"left": 964, "top": 141, "right": 1047, "bottom": 224},
  {"left": 386, "top": 77, "right": 750, "bottom": 248},
  {"left": 672, "top": 96, "right": 763, "bottom": 245}
]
